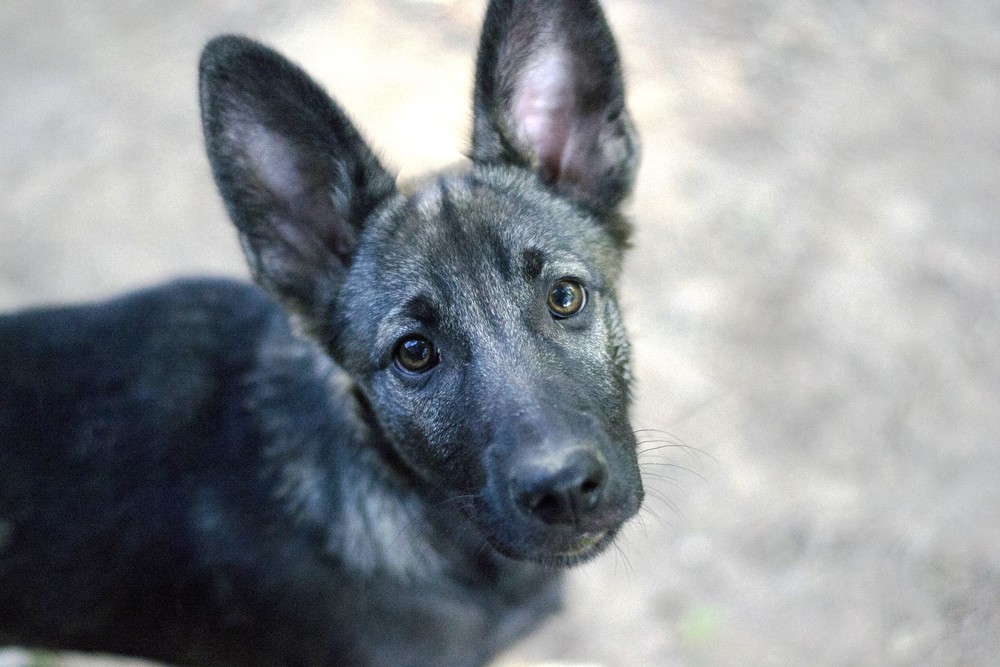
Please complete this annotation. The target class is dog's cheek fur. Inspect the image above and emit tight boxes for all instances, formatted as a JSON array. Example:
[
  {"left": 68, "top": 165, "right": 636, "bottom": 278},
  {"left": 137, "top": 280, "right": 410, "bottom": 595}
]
[{"left": 371, "top": 372, "right": 488, "bottom": 492}]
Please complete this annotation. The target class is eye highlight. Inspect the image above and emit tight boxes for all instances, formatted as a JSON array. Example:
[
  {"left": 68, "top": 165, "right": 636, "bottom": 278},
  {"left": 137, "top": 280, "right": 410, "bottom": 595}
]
[
  {"left": 393, "top": 335, "right": 438, "bottom": 373},
  {"left": 547, "top": 279, "right": 587, "bottom": 319}
]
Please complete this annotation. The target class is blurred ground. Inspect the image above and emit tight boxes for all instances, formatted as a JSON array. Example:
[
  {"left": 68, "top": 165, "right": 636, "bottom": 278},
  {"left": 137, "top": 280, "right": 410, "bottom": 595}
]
[{"left": 2, "top": 0, "right": 999, "bottom": 665}]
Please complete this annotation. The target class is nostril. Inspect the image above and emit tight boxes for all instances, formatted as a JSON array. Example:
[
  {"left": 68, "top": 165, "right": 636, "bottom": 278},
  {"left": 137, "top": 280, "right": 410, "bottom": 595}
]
[
  {"left": 577, "top": 455, "right": 607, "bottom": 506},
  {"left": 514, "top": 449, "right": 608, "bottom": 525},
  {"left": 524, "top": 490, "right": 565, "bottom": 525},
  {"left": 579, "top": 473, "right": 603, "bottom": 505}
]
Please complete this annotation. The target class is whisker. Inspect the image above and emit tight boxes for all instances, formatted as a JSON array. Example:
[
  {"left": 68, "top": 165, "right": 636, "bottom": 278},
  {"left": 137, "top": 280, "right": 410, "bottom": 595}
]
[
  {"left": 638, "top": 439, "right": 716, "bottom": 464},
  {"left": 635, "top": 428, "right": 715, "bottom": 456},
  {"left": 638, "top": 473, "right": 689, "bottom": 495},
  {"left": 431, "top": 492, "right": 478, "bottom": 510},
  {"left": 612, "top": 539, "right": 636, "bottom": 584},
  {"left": 640, "top": 464, "right": 706, "bottom": 485},
  {"left": 638, "top": 503, "right": 672, "bottom": 529},
  {"left": 644, "top": 487, "right": 685, "bottom": 522},
  {"left": 630, "top": 508, "right": 651, "bottom": 539}
]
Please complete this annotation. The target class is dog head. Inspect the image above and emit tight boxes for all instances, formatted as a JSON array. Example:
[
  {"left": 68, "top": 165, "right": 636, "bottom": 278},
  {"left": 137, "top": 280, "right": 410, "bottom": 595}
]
[{"left": 200, "top": 0, "right": 642, "bottom": 566}]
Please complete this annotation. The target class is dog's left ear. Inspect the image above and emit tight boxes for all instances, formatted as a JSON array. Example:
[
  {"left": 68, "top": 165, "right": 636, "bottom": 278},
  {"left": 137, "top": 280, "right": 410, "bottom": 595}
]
[{"left": 471, "top": 0, "right": 639, "bottom": 213}]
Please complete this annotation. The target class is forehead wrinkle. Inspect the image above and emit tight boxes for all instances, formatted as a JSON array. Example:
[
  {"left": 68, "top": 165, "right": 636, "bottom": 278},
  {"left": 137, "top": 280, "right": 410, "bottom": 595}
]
[
  {"left": 415, "top": 194, "right": 520, "bottom": 296},
  {"left": 402, "top": 293, "right": 440, "bottom": 329},
  {"left": 521, "top": 247, "right": 545, "bottom": 282}
]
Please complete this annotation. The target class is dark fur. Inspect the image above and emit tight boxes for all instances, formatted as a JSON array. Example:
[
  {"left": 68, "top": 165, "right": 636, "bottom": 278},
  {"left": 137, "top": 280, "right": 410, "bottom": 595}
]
[{"left": 0, "top": 1, "right": 642, "bottom": 664}]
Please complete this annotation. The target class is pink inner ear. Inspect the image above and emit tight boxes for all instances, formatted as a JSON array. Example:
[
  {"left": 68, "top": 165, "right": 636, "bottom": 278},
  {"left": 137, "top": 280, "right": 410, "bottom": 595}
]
[
  {"left": 244, "top": 123, "right": 308, "bottom": 203},
  {"left": 240, "top": 122, "right": 349, "bottom": 262},
  {"left": 511, "top": 45, "right": 575, "bottom": 180}
]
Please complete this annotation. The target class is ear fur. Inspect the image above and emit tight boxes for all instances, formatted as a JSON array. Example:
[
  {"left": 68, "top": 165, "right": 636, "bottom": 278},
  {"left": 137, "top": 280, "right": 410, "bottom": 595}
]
[
  {"left": 199, "top": 35, "right": 397, "bottom": 319},
  {"left": 471, "top": 0, "right": 639, "bottom": 213}
]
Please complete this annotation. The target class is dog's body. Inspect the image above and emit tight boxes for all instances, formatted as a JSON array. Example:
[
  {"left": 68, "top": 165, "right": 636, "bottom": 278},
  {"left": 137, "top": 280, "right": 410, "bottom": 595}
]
[{"left": 0, "top": 1, "right": 643, "bottom": 665}]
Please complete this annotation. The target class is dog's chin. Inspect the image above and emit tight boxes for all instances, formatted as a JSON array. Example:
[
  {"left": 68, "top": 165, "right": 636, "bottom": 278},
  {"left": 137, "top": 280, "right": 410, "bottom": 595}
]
[{"left": 484, "top": 527, "right": 619, "bottom": 568}]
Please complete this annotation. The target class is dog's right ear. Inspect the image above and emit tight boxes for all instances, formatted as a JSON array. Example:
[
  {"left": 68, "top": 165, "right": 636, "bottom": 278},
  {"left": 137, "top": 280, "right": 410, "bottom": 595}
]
[{"left": 200, "top": 36, "right": 396, "bottom": 320}]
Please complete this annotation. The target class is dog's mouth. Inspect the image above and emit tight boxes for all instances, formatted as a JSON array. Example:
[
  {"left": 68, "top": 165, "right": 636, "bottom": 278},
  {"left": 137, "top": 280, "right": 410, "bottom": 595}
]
[
  {"left": 468, "top": 503, "right": 630, "bottom": 567},
  {"left": 549, "top": 530, "right": 612, "bottom": 564},
  {"left": 565, "top": 529, "right": 608, "bottom": 553},
  {"left": 501, "top": 526, "right": 619, "bottom": 567}
]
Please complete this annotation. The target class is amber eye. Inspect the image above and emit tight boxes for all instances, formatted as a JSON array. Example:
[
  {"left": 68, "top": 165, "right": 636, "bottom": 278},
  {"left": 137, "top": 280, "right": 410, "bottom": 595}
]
[
  {"left": 394, "top": 335, "right": 438, "bottom": 373},
  {"left": 547, "top": 279, "right": 587, "bottom": 319}
]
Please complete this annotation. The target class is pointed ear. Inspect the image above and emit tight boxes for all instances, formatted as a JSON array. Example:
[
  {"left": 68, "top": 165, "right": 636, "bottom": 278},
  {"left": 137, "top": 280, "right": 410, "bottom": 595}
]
[
  {"left": 471, "top": 0, "right": 639, "bottom": 212},
  {"left": 200, "top": 36, "right": 396, "bottom": 320}
]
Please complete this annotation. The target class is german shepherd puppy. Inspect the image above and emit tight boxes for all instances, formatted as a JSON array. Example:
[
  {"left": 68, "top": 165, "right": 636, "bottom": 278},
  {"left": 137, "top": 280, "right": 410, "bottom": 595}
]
[{"left": 0, "top": 0, "right": 643, "bottom": 664}]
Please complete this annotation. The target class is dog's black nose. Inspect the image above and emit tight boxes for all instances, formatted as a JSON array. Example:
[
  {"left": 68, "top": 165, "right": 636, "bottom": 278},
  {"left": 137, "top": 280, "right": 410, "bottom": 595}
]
[{"left": 514, "top": 449, "right": 608, "bottom": 526}]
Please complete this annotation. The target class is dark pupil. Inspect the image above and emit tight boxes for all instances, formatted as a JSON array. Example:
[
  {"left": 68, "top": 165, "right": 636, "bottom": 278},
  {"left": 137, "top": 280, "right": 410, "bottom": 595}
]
[
  {"left": 549, "top": 281, "right": 582, "bottom": 316},
  {"left": 398, "top": 337, "right": 432, "bottom": 371}
]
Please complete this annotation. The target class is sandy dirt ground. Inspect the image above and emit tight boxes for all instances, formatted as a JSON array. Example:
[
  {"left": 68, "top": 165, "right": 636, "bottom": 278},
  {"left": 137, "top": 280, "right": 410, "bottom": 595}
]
[{"left": 2, "top": 0, "right": 999, "bottom": 665}]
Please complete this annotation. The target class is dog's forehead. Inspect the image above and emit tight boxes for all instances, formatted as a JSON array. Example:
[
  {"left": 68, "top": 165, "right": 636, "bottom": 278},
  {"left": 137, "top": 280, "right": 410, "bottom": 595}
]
[
  {"left": 339, "top": 168, "right": 621, "bottom": 356},
  {"left": 370, "top": 168, "right": 607, "bottom": 285}
]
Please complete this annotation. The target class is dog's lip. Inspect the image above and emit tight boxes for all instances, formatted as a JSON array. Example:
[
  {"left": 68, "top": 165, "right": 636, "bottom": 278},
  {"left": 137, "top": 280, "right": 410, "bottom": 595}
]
[{"left": 556, "top": 530, "right": 609, "bottom": 558}]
